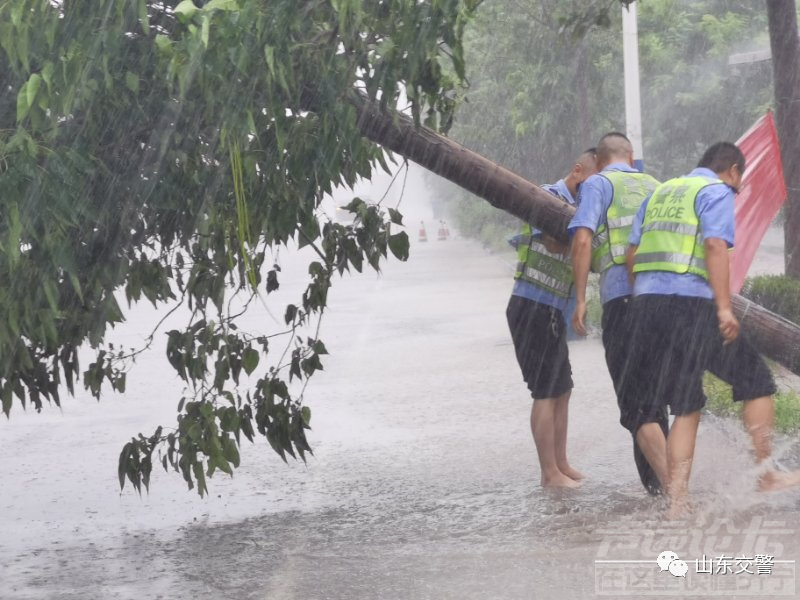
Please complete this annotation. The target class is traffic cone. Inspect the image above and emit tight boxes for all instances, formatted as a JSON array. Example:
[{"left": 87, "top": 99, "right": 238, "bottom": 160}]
[
  {"left": 418, "top": 221, "right": 428, "bottom": 242},
  {"left": 437, "top": 220, "right": 447, "bottom": 241}
]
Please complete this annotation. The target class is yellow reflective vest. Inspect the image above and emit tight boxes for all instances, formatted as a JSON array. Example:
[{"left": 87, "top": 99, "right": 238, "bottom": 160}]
[
  {"left": 632, "top": 175, "right": 720, "bottom": 279},
  {"left": 591, "top": 171, "right": 660, "bottom": 273},
  {"left": 514, "top": 223, "right": 574, "bottom": 299}
]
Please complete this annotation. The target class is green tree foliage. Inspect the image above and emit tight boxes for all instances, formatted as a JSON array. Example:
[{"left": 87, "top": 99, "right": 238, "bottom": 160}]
[
  {"left": 437, "top": 0, "right": 773, "bottom": 246},
  {"left": 0, "top": 0, "right": 477, "bottom": 494}
]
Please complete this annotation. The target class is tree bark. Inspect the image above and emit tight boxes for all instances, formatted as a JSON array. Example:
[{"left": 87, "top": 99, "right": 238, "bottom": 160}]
[
  {"left": 732, "top": 295, "right": 800, "bottom": 375},
  {"left": 767, "top": 0, "right": 800, "bottom": 277},
  {"left": 342, "top": 93, "right": 800, "bottom": 376},
  {"left": 346, "top": 94, "right": 576, "bottom": 245}
]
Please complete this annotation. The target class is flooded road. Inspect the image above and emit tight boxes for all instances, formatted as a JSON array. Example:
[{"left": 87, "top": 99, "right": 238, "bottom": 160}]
[{"left": 2, "top": 228, "right": 799, "bottom": 599}]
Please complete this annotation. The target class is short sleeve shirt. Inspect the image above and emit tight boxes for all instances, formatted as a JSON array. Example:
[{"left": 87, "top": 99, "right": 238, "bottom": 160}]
[{"left": 567, "top": 163, "right": 641, "bottom": 305}]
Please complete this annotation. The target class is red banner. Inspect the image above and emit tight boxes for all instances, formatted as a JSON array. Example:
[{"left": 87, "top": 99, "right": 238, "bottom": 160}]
[{"left": 731, "top": 111, "right": 787, "bottom": 292}]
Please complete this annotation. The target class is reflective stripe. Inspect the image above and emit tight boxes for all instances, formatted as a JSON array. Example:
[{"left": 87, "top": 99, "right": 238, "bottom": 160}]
[
  {"left": 522, "top": 267, "right": 572, "bottom": 296},
  {"left": 592, "top": 230, "right": 607, "bottom": 250},
  {"left": 642, "top": 221, "right": 698, "bottom": 236},
  {"left": 607, "top": 215, "right": 635, "bottom": 229},
  {"left": 595, "top": 254, "right": 614, "bottom": 272},
  {"left": 527, "top": 239, "right": 561, "bottom": 255},
  {"left": 514, "top": 225, "right": 573, "bottom": 298},
  {"left": 634, "top": 251, "right": 706, "bottom": 271}
]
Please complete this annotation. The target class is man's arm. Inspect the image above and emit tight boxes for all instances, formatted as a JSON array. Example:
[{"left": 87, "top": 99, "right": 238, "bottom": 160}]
[
  {"left": 570, "top": 227, "right": 593, "bottom": 336},
  {"left": 705, "top": 237, "right": 739, "bottom": 343}
]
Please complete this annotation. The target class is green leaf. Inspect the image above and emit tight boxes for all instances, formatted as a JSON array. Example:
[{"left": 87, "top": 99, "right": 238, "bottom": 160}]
[
  {"left": 266, "top": 269, "right": 279, "bottom": 293},
  {"left": 125, "top": 72, "right": 140, "bottom": 94},
  {"left": 27, "top": 73, "right": 41, "bottom": 108},
  {"left": 155, "top": 34, "right": 171, "bottom": 52},
  {"left": 387, "top": 208, "right": 404, "bottom": 225},
  {"left": 118, "top": 443, "right": 131, "bottom": 490},
  {"left": 16, "top": 82, "right": 30, "bottom": 121},
  {"left": 301, "top": 406, "right": 311, "bottom": 427},
  {"left": 114, "top": 373, "right": 127, "bottom": 394},
  {"left": 192, "top": 461, "right": 207, "bottom": 497},
  {"left": 42, "top": 279, "right": 59, "bottom": 312},
  {"left": 222, "top": 436, "right": 240, "bottom": 467},
  {"left": 41, "top": 61, "right": 55, "bottom": 91},
  {"left": 1, "top": 385, "right": 12, "bottom": 417},
  {"left": 205, "top": 0, "right": 238, "bottom": 12},
  {"left": 242, "top": 348, "right": 259, "bottom": 375},
  {"left": 284, "top": 304, "right": 297, "bottom": 325},
  {"left": 264, "top": 45, "right": 276, "bottom": 75},
  {"left": 388, "top": 231, "right": 410, "bottom": 261},
  {"left": 174, "top": 0, "right": 198, "bottom": 17},
  {"left": 138, "top": 0, "right": 150, "bottom": 33},
  {"left": 201, "top": 14, "right": 210, "bottom": 48}
]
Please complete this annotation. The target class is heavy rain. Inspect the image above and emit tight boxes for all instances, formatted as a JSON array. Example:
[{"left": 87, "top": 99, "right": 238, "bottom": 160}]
[{"left": 2, "top": 1, "right": 800, "bottom": 599}]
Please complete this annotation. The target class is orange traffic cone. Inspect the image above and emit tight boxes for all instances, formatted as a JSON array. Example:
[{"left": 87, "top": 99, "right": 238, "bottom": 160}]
[
  {"left": 437, "top": 220, "right": 447, "bottom": 241},
  {"left": 418, "top": 221, "right": 428, "bottom": 242}
]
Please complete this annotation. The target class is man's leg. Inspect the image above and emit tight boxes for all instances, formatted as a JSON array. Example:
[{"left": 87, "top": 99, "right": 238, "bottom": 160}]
[
  {"left": 553, "top": 390, "right": 583, "bottom": 480},
  {"left": 508, "top": 296, "right": 579, "bottom": 488},
  {"left": 743, "top": 395, "right": 773, "bottom": 463},
  {"left": 708, "top": 333, "right": 800, "bottom": 492},
  {"left": 666, "top": 411, "right": 701, "bottom": 518},
  {"left": 742, "top": 395, "right": 800, "bottom": 490},
  {"left": 635, "top": 419, "right": 669, "bottom": 491},
  {"left": 531, "top": 397, "right": 580, "bottom": 487}
]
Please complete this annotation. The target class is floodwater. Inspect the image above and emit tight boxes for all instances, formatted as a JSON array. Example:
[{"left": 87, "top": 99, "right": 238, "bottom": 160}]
[{"left": 1, "top": 214, "right": 799, "bottom": 599}]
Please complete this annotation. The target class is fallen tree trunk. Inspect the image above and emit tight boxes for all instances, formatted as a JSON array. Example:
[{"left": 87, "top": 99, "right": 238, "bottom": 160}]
[
  {"left": 343, "top": 93, "right": 800, "bottom": 377},
  {"left": 732, "top": 295, "right": 800, "bottom": 375},
  {"left": 348, "top": 94, "right": 574, "bottom": 245}
]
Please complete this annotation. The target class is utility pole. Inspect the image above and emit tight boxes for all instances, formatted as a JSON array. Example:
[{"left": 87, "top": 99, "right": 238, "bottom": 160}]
[
  {"left": 622, "top": 2, "right": 644, "bottom": 170},
  {"left": 766, "top": 0, "right": 800, "bottom": 277}
]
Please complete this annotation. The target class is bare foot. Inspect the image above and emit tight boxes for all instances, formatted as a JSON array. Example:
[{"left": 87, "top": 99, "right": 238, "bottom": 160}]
[
  {"left": 541, "top": 472, "right": 582, "bottom": 488},
  {"left": 558, "top": 464, "right": 585, "bottom": 481},
  {"left": 666, "top": 497, "right": 693, "bottom": 520},
  {"left": 759, "top": 469, "right": 800, "bottom": 492}
]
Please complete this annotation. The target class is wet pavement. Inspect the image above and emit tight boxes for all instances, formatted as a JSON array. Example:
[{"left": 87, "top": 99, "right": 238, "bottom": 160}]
[{"left": 2, "top": 223, "right": 800, "bottom": 599}]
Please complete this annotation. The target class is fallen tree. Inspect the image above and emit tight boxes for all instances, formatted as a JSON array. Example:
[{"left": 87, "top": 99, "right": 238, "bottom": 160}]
[{"left": 334, "top": 92, "right": 800, "bottom": 376}]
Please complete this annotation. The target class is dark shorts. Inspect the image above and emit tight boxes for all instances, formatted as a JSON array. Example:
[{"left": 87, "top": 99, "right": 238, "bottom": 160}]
[
  {"left": 601, "top": 296, "right": 669, "bottom": 495},
  {"left": 622, "top": 295, "right": 776, "bottom": 432},
  {"left": 600, "top": 296, "right": 636, "bottom": 398},
  {"left": 506, "top": 295, "right": 573, "bottom": 400},
  {"left": 600, "top": 296, "right": 666, "bottom": 431}
]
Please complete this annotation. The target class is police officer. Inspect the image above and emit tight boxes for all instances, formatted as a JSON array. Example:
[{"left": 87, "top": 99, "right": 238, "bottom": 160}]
[
  {"left": 569, "top": 132, "right": 666, "bottom": 494},
  {"left": 626, "top": 142, "right": 800, "bottom": 515},
  {"left": 507, "top": 148, "right": 596, "bottom": 488}
]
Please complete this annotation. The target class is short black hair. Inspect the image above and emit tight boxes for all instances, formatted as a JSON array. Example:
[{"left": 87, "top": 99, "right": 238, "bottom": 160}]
[
  {"left": 697, "top": 142, "right": 746, "bottom": 174},
  {"left": 583, "top": 147, "right": 597, "bottom": 156},
  {"left": 598, "top": 132, "right": 630, "bottom": 145},
  {"left": 596, "top": 133, "right": 632, "bottom": 164}
]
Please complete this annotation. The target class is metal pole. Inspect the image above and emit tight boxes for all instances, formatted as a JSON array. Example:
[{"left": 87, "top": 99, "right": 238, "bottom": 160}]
[{"left": 622, "top": 2, "right": 644, "bottom": 170}]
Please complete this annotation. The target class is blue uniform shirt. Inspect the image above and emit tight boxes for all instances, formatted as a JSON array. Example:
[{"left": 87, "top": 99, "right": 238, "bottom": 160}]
[
  {"left": 511, "top": 179, "right": 576, "bottom": 311},
  {"left": 567, "top": 162, "right": 640, "bottom": 305},
  {"left": 629, "top": 167, "right": 735, "bottom": 299}
]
